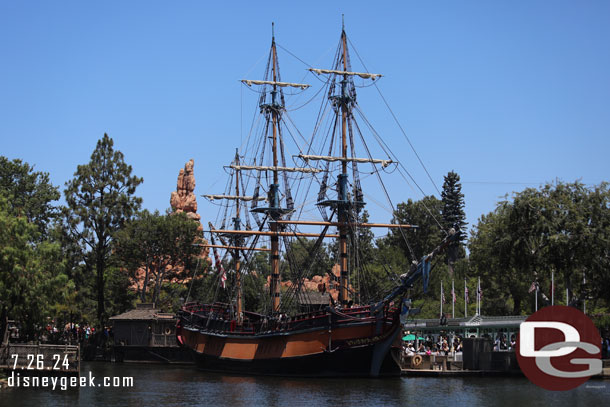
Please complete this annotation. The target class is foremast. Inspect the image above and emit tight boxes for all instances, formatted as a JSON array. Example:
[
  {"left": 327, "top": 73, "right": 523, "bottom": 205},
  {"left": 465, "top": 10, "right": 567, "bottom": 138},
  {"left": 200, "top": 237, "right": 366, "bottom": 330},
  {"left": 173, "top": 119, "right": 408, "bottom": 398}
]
[{"left": 239, "top": 24, "right": 311, "bottom": 314}]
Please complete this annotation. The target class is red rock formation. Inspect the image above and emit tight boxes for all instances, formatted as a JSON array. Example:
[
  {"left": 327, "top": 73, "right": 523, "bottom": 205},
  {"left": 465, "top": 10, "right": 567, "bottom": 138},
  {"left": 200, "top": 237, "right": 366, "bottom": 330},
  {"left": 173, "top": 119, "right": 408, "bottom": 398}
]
[
  {"left": 128, "top": 159, "right": 210, "bottom": 298},
  {"left": 170, "top": 159, "right": 201, "bottom": 221},
  {"left": 264, "top": 264, "right": 347, "bottom": 304}
]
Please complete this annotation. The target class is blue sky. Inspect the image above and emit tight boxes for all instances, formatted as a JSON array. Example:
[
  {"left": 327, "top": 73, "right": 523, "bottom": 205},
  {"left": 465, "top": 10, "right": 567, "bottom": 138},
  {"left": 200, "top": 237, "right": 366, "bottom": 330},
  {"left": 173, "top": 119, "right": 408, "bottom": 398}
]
[{"left": 1, "top": 1, "right": 609, "bottom": 238}]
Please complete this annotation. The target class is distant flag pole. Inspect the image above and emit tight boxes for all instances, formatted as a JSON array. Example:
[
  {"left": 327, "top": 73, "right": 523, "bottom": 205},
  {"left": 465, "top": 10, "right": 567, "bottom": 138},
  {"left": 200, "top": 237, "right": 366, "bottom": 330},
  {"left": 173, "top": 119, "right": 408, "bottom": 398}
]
[
  {"left": 476, "top": 277, "right": 479, "bottom": 315},
  {"left": 549, "top": 271, "right": 553, "bottom": 305},
  {"left": 440, "top": 280, "right": 444, "bottom": 317},
  {"left": 464, "top": 279, "right": 468, "bottom": 318},
  {"left": 583, "top": 270, "right": 586, "bottom": 314},
  {"left": 535, "top": 282, "right": 538, "bottom": 311},
  {"left": 566, "top": 287, "right": 569, "bottom": 306},
  {"left": 452, "top": 279, "right": 455, "bottom": 319}
]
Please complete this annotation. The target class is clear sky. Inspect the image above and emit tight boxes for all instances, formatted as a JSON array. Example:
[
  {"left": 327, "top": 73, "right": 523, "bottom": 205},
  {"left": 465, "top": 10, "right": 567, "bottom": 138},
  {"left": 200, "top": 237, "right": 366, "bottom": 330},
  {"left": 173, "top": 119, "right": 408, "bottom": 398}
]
[{"left": 1, "top": 1, "right": 609, "bottom": 237}]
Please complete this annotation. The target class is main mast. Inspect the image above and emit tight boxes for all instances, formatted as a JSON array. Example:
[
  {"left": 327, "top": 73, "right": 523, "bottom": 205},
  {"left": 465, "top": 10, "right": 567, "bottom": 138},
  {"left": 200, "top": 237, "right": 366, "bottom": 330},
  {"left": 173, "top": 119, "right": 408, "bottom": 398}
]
[
  {"left": 307, "top": 23, "right": 385, "bottom": 308},
  {"left": 338, "top": 28, "right": 349, "bottom": 306},
  {"left": 233, "top": 150, "right": 244, "bottom": 325},
  {"left": 270, "top": 27, "right": 281, "bottom": 313}
]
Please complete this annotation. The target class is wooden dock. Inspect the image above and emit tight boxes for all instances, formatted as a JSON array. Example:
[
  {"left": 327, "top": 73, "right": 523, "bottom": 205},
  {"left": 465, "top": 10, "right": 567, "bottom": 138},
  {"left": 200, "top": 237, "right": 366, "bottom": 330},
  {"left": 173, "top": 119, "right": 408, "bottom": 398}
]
[{"left": 400, "top": 355, "right": 610, "bottom": 379}]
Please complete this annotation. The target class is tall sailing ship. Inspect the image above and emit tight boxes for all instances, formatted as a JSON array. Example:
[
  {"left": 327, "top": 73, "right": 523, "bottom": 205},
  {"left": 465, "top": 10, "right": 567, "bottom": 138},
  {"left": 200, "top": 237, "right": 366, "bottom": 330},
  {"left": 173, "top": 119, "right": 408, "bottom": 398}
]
[{"left": 177, "top": 23, "right": 456, "bottom": 377}]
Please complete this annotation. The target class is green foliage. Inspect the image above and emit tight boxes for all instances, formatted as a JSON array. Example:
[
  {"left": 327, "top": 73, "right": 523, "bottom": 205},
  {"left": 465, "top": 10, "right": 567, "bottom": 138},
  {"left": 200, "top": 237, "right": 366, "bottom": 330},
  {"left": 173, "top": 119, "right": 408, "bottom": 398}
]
[
  {"left": 114, "top": 210, "right": 202, "bottom": 308},
  {"left": 0, "top": 156, "right": 60, "bottom": 238},
  {"left": 469, "top": 181, "right": 610, "bottom": 315},
  {"left": 242, "top": 272, "right": 267, "bottom": 313},
  {"left": 0, "top": 158, "right": 70, "bottom": 340},
  {"left": 283, "top": 238, "right": 333, "bottom": 281},
  {"left": 441, "top": 171, "right": 467, "bottom": 241},
  {"left": 63, "top": 134, "right": 143, "bottom": 326},
  {"left": 0, "top": 196, "right": 69, "bottom": 339},
  {"left": 441, "top": 171, "right": 467, "bottom": 268},
  {"left": 104, "top": 265, "right": 137, "bottom": 319},
  {"left": 382, "top": 196, "right": 443, "bottom": 262}
]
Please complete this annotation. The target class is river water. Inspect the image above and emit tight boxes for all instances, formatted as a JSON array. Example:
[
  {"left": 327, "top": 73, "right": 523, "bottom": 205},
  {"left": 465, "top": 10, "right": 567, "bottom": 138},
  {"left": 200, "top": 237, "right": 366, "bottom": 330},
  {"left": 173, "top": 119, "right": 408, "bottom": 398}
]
[{"left": 1, "top": 362, "right": 608, "bottom": 406}]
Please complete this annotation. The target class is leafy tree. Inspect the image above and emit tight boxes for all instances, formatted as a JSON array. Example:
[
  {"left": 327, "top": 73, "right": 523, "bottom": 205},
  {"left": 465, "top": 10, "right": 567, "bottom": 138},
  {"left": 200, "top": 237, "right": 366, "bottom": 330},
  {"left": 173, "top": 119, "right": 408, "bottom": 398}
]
[
  {"left": 384, "top": 196, "right": 443, "bottom": 262},
  {"left": 63, "top": 134, "right": 143, "bottom": 327},
  {"left": 0, "top": 158, "right": 67, "bottom": 341},
  {"left": 284, "top": 238, "right": 333, "bottom": 281},
  {"left": 0, "top": 196, "right": 69, "bottom": 341},
  {"left": 585, "top": 182, "right": 610, "bottom": 309},
  {"left": 468, "top": 208, "right": 532, "bottom": 314},
  {"left": 469, "top": 181, "right": 610, "bottom": 315},
  {"left": 114, "top": 210, "right": 201, "bottom": 306}
]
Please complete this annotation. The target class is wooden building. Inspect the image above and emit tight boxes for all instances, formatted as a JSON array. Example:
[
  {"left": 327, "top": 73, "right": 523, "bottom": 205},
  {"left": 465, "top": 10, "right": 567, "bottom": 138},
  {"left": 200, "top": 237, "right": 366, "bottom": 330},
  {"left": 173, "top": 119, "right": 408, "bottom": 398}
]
[{"left": 109, "top": 303, "right": 192, "bottom": 363}]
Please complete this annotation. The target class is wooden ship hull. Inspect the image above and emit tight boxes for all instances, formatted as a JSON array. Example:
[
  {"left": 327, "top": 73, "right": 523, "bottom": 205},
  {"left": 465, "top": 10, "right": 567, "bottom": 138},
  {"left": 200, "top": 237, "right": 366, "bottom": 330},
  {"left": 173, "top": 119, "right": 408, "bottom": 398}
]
[{"left": 177, "top": 304, "right": 402, "bottom": 377}]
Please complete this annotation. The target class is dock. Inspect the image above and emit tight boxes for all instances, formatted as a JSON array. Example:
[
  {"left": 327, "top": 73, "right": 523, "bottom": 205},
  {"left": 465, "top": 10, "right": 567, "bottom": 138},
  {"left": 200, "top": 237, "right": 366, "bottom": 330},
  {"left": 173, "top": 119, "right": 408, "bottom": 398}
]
[{"left": 399, "top": 353, "right": 610, "bottom": 379}]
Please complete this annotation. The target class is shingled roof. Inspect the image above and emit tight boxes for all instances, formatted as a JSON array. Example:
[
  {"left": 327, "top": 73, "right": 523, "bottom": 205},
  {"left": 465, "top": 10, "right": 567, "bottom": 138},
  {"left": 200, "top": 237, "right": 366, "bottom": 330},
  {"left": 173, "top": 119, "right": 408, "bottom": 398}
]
[{"left": 109, "top": 303, "right": 176, "bottom": 321}]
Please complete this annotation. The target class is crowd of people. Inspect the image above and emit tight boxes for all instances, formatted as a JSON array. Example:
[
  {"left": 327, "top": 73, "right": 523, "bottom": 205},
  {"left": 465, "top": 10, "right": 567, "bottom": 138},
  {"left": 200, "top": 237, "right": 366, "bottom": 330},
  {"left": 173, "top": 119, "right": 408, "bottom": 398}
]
[
  {"left": 39, "top": 320, "right": 112, "bottom": 345},
  {"left": 401, "top": 332, "right": 523, "bottom": 357},
  {"left": 402, "top": 334, "right": 463, "bottom": 356}
]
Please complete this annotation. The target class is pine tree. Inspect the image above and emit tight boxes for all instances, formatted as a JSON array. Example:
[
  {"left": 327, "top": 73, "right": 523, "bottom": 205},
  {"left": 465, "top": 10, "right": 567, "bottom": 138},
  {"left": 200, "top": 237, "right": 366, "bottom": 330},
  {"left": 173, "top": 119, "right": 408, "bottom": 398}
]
[
  {"left": 64, "top": 134, "right": 143, "bottom": 327},
  {"left": 441, "top": 171, "right": 467, "bottom": 271}
]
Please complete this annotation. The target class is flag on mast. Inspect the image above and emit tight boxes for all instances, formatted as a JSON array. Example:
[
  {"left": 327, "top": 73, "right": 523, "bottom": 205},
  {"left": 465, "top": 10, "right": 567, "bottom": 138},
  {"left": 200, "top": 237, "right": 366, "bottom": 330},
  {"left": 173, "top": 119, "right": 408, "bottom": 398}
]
[
  {"left": 528, "top": 281, "right": 537, "bottom": 293},
  {"left": 210, "top": 233, "right": 227, "bottom": 289},
  {"left": 464, "top": 279, "right": 468, "bottom": 317}
]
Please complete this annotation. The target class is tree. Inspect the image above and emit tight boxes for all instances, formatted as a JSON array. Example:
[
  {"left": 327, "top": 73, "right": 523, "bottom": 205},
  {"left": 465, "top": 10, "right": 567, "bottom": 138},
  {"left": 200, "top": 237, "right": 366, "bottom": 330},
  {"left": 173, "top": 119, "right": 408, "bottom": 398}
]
[
  {"left": 283, "top": 238, "right": 333, "bottom": 281},
  {"left": 469, "top": 181, "right": 610, "bottom": 315},
  {"left": 63, "top": 134, "right": 143, "bottom": 326},
  {"left": 441, "top": 171, "right": 467, "bottom": 238},
  {"left": 114, "top": 210, "right": 201, "bottom": 306},
  {"left": 384, "top": 196, "right": 444, "bottom": 262},
  {"left": 468, "top": 207, "right": 532, "bottom": 314},
  {"left": 0, "top": 196, "right": 69, "bottom": 341},
  {"left": 0, "top": 157, "right": 65, "bottom": 341},
  {"left": 0, "top": 156, "right": 60, "bottom": 238},
  {"left": 441, "top": 171, "right": 467, "bottom": 274}
]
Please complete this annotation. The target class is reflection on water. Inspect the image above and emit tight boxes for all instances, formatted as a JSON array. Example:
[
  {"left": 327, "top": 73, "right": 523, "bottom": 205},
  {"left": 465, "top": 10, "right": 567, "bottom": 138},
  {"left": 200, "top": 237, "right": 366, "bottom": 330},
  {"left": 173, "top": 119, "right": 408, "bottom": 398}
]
[{"left": 1, "top": 362, "right": 608, "bottom": 406}]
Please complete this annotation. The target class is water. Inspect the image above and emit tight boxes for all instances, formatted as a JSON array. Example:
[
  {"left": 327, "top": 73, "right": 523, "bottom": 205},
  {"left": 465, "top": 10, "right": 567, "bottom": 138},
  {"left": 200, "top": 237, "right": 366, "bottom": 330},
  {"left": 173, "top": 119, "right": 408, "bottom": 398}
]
[{"left": 1, "top": 362, "right": 608, "bottom": 406}]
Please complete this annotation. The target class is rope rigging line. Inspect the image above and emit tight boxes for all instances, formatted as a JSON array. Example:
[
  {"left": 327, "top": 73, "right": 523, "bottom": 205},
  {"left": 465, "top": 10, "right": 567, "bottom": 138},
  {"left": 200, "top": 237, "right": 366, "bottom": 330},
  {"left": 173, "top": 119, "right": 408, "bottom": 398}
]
[
  {"left": 347, "top": 36, "right": 442, "bottom": 197},
  {"left": 353, "top": 105, "right": 446, "bottom": 234},
  {"left": 351, "top": 113, "right": 417, "bottom": 261}
]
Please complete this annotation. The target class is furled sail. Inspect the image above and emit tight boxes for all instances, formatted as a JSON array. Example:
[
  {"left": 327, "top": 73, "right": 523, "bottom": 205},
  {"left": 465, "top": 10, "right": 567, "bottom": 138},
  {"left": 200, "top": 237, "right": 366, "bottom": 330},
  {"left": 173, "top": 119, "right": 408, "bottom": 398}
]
[
  {"left": 308, "top": 68, "right": 382, "bottom": 80},
  {"left": 228, "top": 164, "right": 323, "bottom": 173},
  {"left": 203, "top": 194, "right": 267, "bottom": 202},
  {"left": 241, "top": 79, "right": 310, "bottom": 89},
  {"left": 297, "top": 154, "right": 393, "bottom": 168}
]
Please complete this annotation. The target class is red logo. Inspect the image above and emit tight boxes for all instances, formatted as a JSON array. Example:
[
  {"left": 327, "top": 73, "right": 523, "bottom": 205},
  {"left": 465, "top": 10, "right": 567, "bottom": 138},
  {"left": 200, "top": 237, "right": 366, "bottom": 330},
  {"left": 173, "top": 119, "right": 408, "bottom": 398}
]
[{"left": 516, "top": 305, "right": 602, "bottom": 391}]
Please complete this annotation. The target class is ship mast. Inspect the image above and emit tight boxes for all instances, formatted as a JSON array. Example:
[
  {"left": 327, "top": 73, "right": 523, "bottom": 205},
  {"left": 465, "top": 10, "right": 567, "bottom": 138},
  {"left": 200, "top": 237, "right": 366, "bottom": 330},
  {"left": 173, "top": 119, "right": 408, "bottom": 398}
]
[
  {"left": 307, "top": 23, "right": 386, "bottom": 308},
  {"left": 270, "top": 26, "right": 281, "bottom": 313},
  {"left": 233, "top": 150, "right": 244, "bottom": 325},
  {"left": 338, "top": 28, "right": 349, "bottom": 307},
  {"left": 239, "top": 24, "right": 312, "bottom": 315}
]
